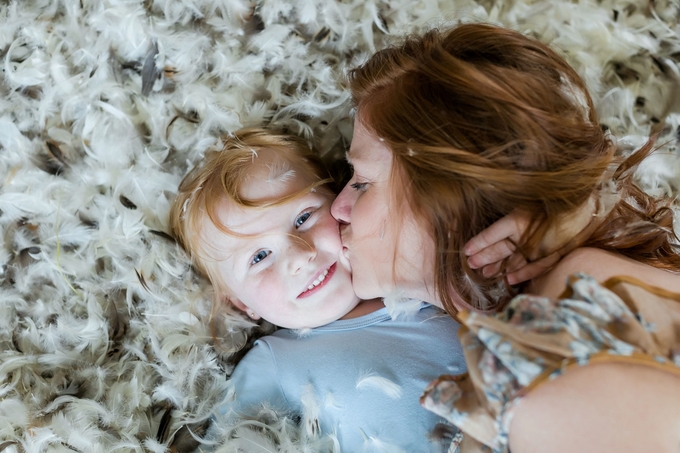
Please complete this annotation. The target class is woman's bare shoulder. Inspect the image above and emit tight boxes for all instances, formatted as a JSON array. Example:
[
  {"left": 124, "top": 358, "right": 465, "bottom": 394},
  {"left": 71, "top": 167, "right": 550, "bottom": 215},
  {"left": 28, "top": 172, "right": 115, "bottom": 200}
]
[{"left": 529, "top": 247, "right": 680, "bottom": 299}]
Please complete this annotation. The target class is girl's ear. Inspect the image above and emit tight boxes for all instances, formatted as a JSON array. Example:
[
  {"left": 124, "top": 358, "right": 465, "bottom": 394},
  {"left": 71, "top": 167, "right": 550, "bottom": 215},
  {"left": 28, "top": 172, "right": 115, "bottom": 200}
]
[
  {"left": 229, "top": 297, "right": 247, "bottom": 311},
  {"left": 229, "top": 298, "right": 261, "bottom": 320}
]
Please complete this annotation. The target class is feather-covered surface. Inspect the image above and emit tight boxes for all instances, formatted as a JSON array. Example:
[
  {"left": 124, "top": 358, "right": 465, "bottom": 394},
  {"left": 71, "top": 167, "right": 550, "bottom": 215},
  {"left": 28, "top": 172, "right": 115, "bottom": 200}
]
[{"left": 0, "top": 0, "right": 678, "bottom": 452}]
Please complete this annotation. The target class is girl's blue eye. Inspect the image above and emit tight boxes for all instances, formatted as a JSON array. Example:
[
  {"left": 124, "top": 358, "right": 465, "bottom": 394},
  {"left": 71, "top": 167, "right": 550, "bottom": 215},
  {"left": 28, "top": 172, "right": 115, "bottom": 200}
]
[
  {"left": 350, "top": 182, "right": 368, "bottom": 191},
  {"left": 251, "top": 250, "right": 271, "bottom": 265},
  {"left": 295, "top": 212, "right": 311, "bottom": 228}
]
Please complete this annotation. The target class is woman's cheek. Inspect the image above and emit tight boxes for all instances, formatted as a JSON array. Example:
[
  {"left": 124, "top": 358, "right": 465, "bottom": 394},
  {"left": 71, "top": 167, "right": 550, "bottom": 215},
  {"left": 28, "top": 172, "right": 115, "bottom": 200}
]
[
  {"left": 357, "top": 204, "right": 391, "bottom": 270},
  {"left": 356, "top": 193, "right": 380, "bottom": 237}
]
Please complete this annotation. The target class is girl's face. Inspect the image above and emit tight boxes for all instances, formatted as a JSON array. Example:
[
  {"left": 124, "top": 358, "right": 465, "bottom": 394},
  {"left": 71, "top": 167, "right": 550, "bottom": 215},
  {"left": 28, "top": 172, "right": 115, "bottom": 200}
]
[
  {"left": 200, "top": 149, "right": 359, "bottom": 329},
  {"left": 330, "top": 119, "right": 438, "bottom": 306}
]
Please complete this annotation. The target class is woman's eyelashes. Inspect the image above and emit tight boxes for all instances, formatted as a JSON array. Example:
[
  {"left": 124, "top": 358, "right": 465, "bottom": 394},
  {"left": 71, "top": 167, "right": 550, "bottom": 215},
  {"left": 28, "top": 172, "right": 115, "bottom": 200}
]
[{"left": 350, "top": 181, "right": 368, "bottom": 191}]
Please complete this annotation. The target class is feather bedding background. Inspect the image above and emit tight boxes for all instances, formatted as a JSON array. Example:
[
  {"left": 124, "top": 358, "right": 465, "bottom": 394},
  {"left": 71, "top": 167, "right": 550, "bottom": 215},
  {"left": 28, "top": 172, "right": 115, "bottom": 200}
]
[{"left": 0, "top": 0, "right": 679, "bottom": 452}]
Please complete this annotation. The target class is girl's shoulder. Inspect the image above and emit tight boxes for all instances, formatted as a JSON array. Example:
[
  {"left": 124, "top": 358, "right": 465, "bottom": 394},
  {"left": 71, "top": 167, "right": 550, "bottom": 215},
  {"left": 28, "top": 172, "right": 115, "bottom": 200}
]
[{"left": 529, "top": 247, "right": 680, "bottom": 299}]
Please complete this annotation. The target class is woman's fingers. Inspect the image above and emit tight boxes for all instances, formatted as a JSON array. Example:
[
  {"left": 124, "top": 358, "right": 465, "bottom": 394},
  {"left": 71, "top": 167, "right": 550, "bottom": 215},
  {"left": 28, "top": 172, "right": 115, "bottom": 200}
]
[
  {"left": 465, "top": 209, "right": 578, "bottom": 285},
  {"left": 468, "top": 239, "right": 517, "bottom": 270},
  {"left": 506, "top": 253, "right": 529, "bottom": 274},
  {"left": 465, "top": 211, "right": 529, "bottom": 260},
  {"left": 478, "top": 253, "right": 527, "bottom": 279},
  {"left": 480, "top": 261, "right": 501, "bottom": 278},
  {"left": 507, "top": 252, "right": 561, "bottom": 285},
  {"left": 475, "top": 252, "right": 557, "bottom": 286}
]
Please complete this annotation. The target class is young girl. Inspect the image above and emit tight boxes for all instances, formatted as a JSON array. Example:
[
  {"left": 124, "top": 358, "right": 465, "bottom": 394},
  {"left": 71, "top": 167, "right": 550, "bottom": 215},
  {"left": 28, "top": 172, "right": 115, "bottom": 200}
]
[{"left": 168, "top": 128, "right": 467, "bottom": 451}]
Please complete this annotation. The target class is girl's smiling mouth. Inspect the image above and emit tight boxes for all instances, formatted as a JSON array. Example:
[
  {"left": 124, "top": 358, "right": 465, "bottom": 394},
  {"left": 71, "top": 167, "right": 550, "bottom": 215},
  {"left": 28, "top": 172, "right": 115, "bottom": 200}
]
[{"left": 298, "top": 263, "right": 336, "bottom": 298}]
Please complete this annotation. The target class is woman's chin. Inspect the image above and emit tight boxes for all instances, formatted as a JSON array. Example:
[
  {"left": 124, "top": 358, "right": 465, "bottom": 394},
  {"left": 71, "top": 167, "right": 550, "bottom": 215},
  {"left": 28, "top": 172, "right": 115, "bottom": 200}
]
[
  {"left": 338, "top": 249, "right": 353, "bottom": 273},
  {"left": 352, "top": 280, "right": 381, "bottom": 301}
]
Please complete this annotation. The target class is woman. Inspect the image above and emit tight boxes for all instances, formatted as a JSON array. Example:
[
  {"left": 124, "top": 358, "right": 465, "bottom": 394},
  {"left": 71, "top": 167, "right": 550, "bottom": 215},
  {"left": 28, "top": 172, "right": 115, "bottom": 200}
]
[{"left": 331, "top": 23, "right": 680, "bottom": 453}]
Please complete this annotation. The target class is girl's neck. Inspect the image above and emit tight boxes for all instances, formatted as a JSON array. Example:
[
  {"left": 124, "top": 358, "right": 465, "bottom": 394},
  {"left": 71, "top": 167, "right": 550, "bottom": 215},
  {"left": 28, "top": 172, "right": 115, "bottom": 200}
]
[{"left": 340, "top": 298, "right": 385, "bottom": 320}]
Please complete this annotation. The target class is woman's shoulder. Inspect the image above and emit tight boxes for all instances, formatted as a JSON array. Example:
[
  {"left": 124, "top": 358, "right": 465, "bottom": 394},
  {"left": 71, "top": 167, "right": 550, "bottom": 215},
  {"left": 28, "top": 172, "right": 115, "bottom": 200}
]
[{"left": 528, "top": 247, "right": 680, "bottom": 299}]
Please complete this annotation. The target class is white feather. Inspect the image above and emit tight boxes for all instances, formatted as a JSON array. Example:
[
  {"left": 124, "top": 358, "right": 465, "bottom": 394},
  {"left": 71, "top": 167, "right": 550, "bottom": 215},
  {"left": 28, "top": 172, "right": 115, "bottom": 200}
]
[
  {"left": 360, "top": 432, "right": 406, "bottom": 453},
  {"left": 382, "top": 293, "right": 424, "bottom": 321},
  {"left": 356, "top": 372, "right": 403, "bottom": 399},
  {"left": 300, "top": 383, "right": 321, "bottom": 439},
  {"left": 230, "top": 427, "right": 279, "bottom": 453}
]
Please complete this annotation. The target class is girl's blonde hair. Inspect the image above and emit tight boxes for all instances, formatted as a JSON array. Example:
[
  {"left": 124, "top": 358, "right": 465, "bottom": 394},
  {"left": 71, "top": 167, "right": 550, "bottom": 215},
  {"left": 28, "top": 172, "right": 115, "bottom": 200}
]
[
  {"left": 349, "top": 23, "right": 680, "bottom": 314},
  {"left": 169, "top": 128, "right": 329, "bottom": 300}
]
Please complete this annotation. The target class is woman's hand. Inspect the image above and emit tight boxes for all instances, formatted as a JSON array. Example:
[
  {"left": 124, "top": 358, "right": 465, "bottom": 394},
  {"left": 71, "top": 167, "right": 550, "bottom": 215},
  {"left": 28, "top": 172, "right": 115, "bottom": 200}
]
[
  {"left": 464, "top": 211, "right": 560, "bottom": 285},
  {"left": 465, "top": 200, "right": 596, "bottom": 285}
]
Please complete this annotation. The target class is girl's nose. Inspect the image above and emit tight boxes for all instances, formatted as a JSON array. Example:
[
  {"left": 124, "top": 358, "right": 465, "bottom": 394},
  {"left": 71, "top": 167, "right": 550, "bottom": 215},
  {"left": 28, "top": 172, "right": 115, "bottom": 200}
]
[
  {"left": 288, "top": 237, "right": 316, "bottom": 275},
  {"left": 331, "top": 185, "right": 352, "bottom": 224}
]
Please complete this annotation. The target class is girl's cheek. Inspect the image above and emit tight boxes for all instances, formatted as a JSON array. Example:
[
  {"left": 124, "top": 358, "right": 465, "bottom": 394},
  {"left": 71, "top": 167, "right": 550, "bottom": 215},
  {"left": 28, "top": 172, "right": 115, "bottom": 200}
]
[
  {"left": 256, "top": 275, "right": 279, "bottom": 301},
  {"left": 315, "top": 217, "right": 342, "bottom": 249}
]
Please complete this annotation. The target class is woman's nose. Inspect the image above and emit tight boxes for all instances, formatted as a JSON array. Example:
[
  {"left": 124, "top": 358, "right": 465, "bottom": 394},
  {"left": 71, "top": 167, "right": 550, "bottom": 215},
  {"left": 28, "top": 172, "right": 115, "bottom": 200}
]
[{"left": 331, "top": 185, "right": 352, "bottom": 224}]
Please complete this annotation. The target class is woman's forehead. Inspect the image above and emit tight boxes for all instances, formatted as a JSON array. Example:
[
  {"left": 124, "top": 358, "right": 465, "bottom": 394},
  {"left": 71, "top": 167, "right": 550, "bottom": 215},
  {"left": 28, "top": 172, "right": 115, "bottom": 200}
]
[{"left": 347, "top": 118, "right": 393, "bottom": 165}]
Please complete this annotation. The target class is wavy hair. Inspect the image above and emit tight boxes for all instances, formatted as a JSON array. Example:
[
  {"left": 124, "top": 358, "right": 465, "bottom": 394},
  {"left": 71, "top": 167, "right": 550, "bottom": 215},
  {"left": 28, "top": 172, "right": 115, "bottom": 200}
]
[{"left": 348, "top": 23, "right": 680, "bottom": 314}]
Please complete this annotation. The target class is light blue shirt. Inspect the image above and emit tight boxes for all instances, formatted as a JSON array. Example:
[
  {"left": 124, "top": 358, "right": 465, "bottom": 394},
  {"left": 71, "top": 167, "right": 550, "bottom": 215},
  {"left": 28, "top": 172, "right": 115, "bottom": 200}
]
[{"left": 220, "top": 304, "right": 466, "bottom": 452}]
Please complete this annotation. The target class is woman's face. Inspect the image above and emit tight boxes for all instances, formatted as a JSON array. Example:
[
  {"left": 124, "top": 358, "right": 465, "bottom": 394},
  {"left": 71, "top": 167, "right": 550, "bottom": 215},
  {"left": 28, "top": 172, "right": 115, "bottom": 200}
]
[{"left": 330, "top": 118, "right": 438, "bottom": 305}]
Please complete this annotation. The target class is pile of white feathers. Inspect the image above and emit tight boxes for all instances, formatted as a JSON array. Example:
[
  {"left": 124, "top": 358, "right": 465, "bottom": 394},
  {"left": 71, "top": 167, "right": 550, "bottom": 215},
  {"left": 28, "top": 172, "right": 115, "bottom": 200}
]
[{"left": 0, "top": 0, "right": 678, "bottom": 452}]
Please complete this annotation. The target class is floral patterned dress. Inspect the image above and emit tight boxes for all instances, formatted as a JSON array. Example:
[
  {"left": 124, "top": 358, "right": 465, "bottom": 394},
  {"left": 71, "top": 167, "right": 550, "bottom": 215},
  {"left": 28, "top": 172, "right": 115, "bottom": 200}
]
[{"left": 420, "top": 273, "right": 680, "bottom": 453}]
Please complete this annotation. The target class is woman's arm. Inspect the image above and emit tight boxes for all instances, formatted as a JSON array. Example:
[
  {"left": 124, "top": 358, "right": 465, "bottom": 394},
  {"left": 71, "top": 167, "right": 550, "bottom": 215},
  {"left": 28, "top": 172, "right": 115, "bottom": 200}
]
[
  {"left": 509, "top": 361, "right": 680, "bottom": 453},
  {"left": 527, "top": 247, "right": 680, "bottom": 298},
  {"left": 509, "top": 247, "right": 680, "bottom": 453}
]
